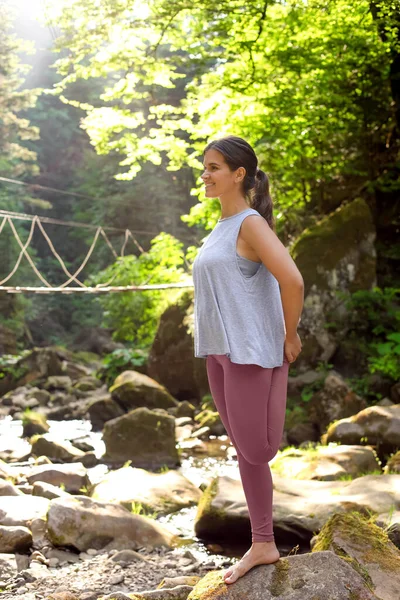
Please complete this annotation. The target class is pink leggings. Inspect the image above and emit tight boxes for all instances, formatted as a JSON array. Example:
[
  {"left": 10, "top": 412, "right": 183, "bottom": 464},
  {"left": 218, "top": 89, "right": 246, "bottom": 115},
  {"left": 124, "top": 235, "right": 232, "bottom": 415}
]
[{"left": 206, "top": 354, "right": 289, "bottom": 542}]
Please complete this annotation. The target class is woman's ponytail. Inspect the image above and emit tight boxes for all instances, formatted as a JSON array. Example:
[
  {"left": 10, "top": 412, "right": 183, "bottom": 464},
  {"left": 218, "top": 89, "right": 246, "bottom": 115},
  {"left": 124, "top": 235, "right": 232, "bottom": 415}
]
[{"left": 251, "top": 168, "right": 274, "bottom": 229}]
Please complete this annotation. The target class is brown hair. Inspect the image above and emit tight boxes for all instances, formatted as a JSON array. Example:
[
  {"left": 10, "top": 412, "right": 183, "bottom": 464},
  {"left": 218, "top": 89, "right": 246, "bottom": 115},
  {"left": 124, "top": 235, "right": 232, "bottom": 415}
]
[{"left": 204, "top": 135, "right": 274, "bottom": 228}]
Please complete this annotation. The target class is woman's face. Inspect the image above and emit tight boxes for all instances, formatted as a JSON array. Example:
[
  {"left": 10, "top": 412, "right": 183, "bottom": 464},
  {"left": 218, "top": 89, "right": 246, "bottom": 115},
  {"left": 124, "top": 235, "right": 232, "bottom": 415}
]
[{"left": 201, "top": 148, "right": 243, "bottom": 198}]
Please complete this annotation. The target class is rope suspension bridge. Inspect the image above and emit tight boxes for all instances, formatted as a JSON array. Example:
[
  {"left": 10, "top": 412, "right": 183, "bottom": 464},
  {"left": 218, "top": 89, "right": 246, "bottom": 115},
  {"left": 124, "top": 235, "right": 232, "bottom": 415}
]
[{"left": 0, "top": 208, "right": 194, "bottom": 295}]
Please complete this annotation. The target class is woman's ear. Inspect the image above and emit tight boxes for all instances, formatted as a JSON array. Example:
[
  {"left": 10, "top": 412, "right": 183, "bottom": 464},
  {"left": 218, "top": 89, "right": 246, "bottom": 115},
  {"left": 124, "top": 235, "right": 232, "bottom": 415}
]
[{"left": 235, "top": 166, "right": 246, "bottom": 183}]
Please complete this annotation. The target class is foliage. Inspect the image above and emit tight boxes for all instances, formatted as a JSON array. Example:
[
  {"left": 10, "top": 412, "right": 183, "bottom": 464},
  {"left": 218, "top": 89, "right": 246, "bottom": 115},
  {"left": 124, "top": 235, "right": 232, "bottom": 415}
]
[
  {"left": 343, "top": 287, "right": 400, "bottom": 381},
  {"left": 86, "top": 232, "right": 190, "bottom": 344},
  {"left": 96, "top": 347, "right": 149, "bottom": 386},
  {"left": 48, "top": 0, "right": 400, "bottom": 233},
  {"left": 0, "top": 351, "right": 30, "bottom": 381}
]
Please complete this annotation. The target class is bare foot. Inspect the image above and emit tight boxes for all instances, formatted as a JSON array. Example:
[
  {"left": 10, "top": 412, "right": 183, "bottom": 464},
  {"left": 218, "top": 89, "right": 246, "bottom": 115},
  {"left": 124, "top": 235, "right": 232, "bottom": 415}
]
[{"left": 223, "top": 541, "right": 280, "bottom": 585}]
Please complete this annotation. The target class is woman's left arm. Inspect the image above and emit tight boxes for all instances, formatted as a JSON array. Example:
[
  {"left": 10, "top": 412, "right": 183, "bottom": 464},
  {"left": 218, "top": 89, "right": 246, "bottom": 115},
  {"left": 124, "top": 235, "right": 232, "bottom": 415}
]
[{"left": 240, "top": 215, "right": 304, "bottom": 361}]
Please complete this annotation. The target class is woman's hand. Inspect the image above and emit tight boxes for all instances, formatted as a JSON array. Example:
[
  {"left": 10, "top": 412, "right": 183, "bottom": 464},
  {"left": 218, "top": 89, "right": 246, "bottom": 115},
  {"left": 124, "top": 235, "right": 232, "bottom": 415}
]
[{"left": 284, "top": 333, "right": 302, "bottom": 363}]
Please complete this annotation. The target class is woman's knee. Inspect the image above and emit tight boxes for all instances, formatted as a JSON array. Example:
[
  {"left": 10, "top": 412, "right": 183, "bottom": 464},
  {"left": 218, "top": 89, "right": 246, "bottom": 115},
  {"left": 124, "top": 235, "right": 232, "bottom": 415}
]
[{"left": 240, "top": 444, "right": 279, "bottom": 465}]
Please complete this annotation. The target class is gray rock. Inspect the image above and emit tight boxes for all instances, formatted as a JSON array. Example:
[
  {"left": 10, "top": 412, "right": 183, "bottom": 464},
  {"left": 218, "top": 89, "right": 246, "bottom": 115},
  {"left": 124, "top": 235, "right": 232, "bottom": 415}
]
[
  {"left": 187, "top": 551, "right": 378, "bottom": 599},
  {"left": 92, "top": 466, "right": 201, "bottom": 514},
  {"left": 32, "top": 481, "right": 71, "bottom": 500},
  {"left": 30, "top": 436, "right": 85, "bottom": 463},
  {"left": 26, "top": 462, "right": 90, "bottom": 493},
  {"left": 195, "top": 473, "right": 400, "bottom": 545},
  {"left": 0, "top": 525, "right": 32, "bottom": 553},
  {"left": 47, "top": 495, "right": 177, "bottom": 552},
  {"left": 308, "top": 371, "right": 367, "bottom": 434},
  {"left": 325, "top": 403, "right": 400, "bottom": 450},
  {"left": 0, "top": 496, "right": 49, "bottom": 527},
  {"left": 0, "top": 553, "right": 18, "bottom": 579},
  {"left": 0, "top": 479, "right": 23, "bottom": 496},
  {"left": 109, "top": 549, "right": 150, "bottom": 563},
  {"left": 86, "top": 394, "right": 124, "bottom": 431},
  {"left": 271, "top": 444, "right": 380, "bottom": 480}
]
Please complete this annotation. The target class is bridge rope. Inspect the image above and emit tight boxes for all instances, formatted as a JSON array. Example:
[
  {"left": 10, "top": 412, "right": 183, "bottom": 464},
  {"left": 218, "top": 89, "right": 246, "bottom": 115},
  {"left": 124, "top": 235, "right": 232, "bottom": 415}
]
[{"left": 0, "top": 211, "right": 194, "bottom": 294}]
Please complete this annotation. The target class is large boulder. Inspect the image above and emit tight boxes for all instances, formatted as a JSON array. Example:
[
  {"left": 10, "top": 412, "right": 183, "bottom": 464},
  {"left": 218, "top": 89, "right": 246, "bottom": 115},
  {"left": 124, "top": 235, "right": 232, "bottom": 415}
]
[
  {"left": 147, "top": 290, "right": 209, "bottom": 403},
  {"left": 47, "top": 496, "right": 178, "bottom": 552},
  {"left": 307, "top": 372, "right": 367, "bottom": 434},
  {"left": 271, "top": 444, "right": 380, "bottom": 480},
  {"left": 324, "top": 404, "right": 400, "bottom": 453},
  {"left": 110, "top": 371, "right": 179, "bottom": 412},
  {"left": 92, "top": 466, "right": 201, "bottom": 514},
  {"left": 291, "top": 198, "right": 376, "bottom": 367},
  {"left": 194, "top": 473, "right": 400, "bottom": 546},
  {"left": 102, "top": 407, "right": 180, "bottom": 469},
  {"left": 186, "top": 551, "right": 378, "bottom": 599},
  {"left": 313, "top": 511, "right": 400, "bottom": 600}
]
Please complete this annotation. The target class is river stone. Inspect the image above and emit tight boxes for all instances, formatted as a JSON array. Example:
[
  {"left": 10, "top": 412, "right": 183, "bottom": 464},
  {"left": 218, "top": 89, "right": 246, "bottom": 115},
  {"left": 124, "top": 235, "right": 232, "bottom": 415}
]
[
  {"left": 86, "top": 394, "right": 124, "bottom": 431},
  {"left": 324, "top": 404, "right": 400, "bottom": 451},
  {"left": 92, "top": 466, "right": 201, "bottom": 514},
  {"left": 47, "top": 496, "right": 177, "bottom": 552},
  {"left": 26, "top": 463, "right": 90, "bottom": 493},
  {"left": 147, "top": 289, "right": 210, "bottom": 403},
  {"left": 30, "top": 435, "right": 85, "bottom": 462},
  {"left": 0, "top": 553, "right": 18, "bottom": 579},
  {"left": 271, "top": 444, "right": 380, "bottom": 480},
  {"left": 0, "top": 478, "right": 23, "bottom": 496},
  {"left": 102, "top": 407, "right": 180, "bottom": 468},
  {"left": 291, "top": 198, "right": 376, "bottom": 367},
  {"left": 22, "top": 411, "right": 49, "bottom": 437},
  {"left": 175, "top": 401, "right": 196, "bottom": 419},
  {"left": 0, "top": 496, "right": 49, "bottom": 526},
  {"left": 32, "top": 481, "right": 71, "bottom": 500},
  {"left": 195, "top": 473, "right": 400, "bottom": 545},
  {"left": 110, "top": 370, "right": 179, "bottom": 412},
  {"left": 307, "top": 372, "right": 367, "bottom": 434},
  {"left": 313, "top": 511, "right": 400, "bottom": 600},
  {"left": 72, "top": 376, "right": 103, "bottom": 392},
  {"left": 0, "top": 524, "right": 32, "bottom": 552},
  {"left": 187, "top": 551, "right": 377, "bottom": 599},
  {"left": 44, "top": 375, "right": 73, "bottom": 391}
]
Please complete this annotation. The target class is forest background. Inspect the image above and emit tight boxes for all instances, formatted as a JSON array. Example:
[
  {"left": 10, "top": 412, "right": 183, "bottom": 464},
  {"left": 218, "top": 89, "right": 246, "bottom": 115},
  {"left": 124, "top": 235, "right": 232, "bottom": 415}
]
[{"left": 1, "top": 0, "right": 399, "bottom": 395}]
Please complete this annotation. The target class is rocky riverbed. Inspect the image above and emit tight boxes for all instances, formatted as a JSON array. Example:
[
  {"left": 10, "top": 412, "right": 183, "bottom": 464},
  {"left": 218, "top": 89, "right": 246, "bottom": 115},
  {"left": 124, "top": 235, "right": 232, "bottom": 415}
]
[{"left": 1, "top": 346, "right": 400, "bottom": 599}]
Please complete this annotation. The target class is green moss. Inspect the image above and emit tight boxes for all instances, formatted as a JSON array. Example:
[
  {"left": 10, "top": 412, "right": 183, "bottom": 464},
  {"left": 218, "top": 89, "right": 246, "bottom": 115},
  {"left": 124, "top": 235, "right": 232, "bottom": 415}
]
[
  {"left": 187, "top": 571, "right": 227, "bottom": 600},
  {"left": 195, "top": 478, "right": 224, "bottom": 522},
  {"left": 312, "top": 511, "right": 400, "bottom": 591},
  {"left": 291, "top": 198, "right": 375, "bottom": 294},
  {"left": 270, "top": 558, "right": 290, "bottom": 596}
]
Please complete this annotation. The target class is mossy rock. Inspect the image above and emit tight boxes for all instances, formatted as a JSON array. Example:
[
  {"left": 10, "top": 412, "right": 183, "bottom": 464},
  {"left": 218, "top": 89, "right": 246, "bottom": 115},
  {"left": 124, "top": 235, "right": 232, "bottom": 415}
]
[
  {"left": 313, "top": 510, "right": 400, "bottom": 598},
  {"left": 110, "top": 370, "right": 178, "bottom": 412},
  {"left": 291, "top": 198, "right": 375, "bottom": 296},
  {"left": 194, "top": 477, "right": 251, "bottom": 543},
  {"left": 290, "top": 198, "right": 376, "bottom": 367},
  {"left": 103, "top": 407, "right": 180, "bottom": 469},
  {"left": 22, "top": 411, "right": 49, "bottom": 437}
]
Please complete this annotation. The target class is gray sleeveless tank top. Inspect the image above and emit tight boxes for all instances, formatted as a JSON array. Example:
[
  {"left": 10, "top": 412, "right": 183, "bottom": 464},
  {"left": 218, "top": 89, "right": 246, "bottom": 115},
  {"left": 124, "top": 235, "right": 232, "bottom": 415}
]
[{"left": 192, "top": 207, "right": 286, "bottom": 368}]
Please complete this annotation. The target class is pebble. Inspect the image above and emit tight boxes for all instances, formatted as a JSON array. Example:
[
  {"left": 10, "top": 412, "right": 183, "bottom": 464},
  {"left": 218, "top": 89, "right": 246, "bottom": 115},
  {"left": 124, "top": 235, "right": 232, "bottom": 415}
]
[{"left": 109, "top": 573, "right": 125, "bottom": 585}]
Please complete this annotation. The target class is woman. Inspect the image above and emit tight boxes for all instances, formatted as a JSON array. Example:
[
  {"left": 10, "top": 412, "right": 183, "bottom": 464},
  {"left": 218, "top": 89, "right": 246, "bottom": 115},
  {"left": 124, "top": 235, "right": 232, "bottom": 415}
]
[{"left": 192, "top": 135, "right": 304, "bottom": 585}]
